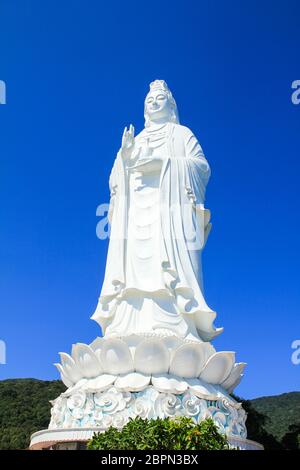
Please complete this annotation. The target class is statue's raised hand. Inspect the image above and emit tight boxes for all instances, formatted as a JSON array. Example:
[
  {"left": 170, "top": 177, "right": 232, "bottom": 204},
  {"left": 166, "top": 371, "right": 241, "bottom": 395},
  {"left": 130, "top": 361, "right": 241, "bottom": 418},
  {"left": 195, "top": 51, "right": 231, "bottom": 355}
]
[{"left": 121, "top": 124, "right": 135, "bottom": 159}]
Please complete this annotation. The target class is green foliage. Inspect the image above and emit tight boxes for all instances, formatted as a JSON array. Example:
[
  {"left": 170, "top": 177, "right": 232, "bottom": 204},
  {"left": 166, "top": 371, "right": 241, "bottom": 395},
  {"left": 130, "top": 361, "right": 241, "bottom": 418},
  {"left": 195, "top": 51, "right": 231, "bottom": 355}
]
[
  {"left": 239, "top": 398, "right": 283, "bottom": 450},
  {"left": 87, "top": 416, "right": 229, "bottom": 451},
  {"left": 281, "top": 423, "right": 300, "bottom": 450},
  {"left": 0, "top": 379, "right": 65, "bottom": 449},
  {"left": 250, "top": 392, "right": 300, "bottom": 441}
]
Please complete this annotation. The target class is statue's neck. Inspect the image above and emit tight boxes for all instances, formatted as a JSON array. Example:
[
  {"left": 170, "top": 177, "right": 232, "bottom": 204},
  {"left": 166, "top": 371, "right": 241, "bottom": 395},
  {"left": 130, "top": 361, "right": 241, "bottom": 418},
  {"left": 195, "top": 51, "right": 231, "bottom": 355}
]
[
  {"left": 148, "top": 117, "right": 170, "bottom": 126},
  {"left": 146, "top": 122, "right": 170, "bottom": 134}
]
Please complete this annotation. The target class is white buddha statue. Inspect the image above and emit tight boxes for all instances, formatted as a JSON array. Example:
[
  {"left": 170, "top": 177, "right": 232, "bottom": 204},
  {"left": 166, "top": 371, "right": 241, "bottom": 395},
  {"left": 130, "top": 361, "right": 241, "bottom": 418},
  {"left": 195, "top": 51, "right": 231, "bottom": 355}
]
[
  {"left": 30, "top": 80, "right": 250, "bottom": 451},
  {"left": 92, "top": 80, "right": 222, "bottom": 342}
]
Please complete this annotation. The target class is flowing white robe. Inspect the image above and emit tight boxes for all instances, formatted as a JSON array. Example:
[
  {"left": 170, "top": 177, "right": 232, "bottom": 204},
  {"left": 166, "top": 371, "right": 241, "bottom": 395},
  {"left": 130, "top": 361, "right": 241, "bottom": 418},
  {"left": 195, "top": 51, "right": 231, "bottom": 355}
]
[{"left": 91, "top": 122, "right": 222, "bottom": 342}]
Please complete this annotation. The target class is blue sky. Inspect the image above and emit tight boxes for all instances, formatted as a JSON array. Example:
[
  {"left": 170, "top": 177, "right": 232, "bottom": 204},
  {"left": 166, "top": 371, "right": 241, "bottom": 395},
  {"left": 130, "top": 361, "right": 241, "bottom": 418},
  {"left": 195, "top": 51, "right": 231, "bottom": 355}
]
[{"left": 0, "top": 0, "right": 299, "bottom": 399}]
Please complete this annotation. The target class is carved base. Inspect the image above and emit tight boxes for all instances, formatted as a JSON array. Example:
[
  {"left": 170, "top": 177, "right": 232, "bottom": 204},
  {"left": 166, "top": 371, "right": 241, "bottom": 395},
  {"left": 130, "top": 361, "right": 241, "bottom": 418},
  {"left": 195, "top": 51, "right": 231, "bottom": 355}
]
[
  {"left": 47, "top": 385, "right": 246, "bottom": 438},
  {"left": 29, "top": 384, "right": 254, "bottom": 449}
]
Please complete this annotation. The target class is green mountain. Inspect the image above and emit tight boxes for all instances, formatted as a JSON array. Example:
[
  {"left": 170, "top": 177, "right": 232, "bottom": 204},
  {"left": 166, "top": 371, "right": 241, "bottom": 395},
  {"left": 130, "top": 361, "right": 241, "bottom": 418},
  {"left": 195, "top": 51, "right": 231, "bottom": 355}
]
[
  {"left": 250, "top": 392, "right": 300, "bottom": 441},
  {"left": 0, "top": 379, "right": 299, "bottom": 450},
  {"left": 0, "top": 379, "right": 65, "bottom": 450}
]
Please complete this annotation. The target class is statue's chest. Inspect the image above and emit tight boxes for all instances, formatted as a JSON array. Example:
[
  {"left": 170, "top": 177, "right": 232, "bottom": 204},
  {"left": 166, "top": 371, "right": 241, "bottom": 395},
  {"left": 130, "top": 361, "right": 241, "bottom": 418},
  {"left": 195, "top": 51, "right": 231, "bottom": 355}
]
[{"left": 136, "top": 132, "right": 169, "bottom": 159}]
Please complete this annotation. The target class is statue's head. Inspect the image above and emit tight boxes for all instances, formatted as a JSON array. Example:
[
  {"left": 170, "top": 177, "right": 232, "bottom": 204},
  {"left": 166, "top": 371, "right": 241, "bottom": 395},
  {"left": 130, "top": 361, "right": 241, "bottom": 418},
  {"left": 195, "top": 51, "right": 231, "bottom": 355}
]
[{"left": 144, "top": 80, "right": 179, "bottom": 127}]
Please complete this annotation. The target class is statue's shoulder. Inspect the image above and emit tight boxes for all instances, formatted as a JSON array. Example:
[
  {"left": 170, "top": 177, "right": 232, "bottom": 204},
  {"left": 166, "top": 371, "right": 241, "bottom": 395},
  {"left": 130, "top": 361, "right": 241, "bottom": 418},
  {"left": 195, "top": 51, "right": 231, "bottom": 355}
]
[{"left": 172, "top": 123, "right": 195, "bottom": 140}]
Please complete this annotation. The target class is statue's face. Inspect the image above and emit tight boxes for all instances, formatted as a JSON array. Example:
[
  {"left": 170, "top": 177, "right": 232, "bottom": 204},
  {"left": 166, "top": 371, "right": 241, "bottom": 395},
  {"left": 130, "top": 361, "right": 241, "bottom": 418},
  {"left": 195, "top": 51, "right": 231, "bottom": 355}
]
[{"left": 145, "top": 90, "right": 171, "bottom": 122}]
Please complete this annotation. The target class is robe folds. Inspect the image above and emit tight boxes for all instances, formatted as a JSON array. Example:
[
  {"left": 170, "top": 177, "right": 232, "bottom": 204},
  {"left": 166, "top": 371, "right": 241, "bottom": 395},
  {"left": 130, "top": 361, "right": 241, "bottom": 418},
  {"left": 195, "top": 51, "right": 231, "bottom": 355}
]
[{"left": 91, "top": 123, "right": 222, "bottom": 342}]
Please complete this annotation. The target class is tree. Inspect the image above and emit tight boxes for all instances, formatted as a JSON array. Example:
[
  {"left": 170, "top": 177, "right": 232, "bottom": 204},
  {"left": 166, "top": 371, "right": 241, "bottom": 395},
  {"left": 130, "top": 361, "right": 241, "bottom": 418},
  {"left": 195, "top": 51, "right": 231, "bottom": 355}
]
[
  {"left": 281, "top": 423, "right": 300, "bottom": 450},
  {"left": 87, "top": 417, "right": 229, "bottom": 451},
  {"left": 234, "top": 395, "right": 283, "bottom": 450}
]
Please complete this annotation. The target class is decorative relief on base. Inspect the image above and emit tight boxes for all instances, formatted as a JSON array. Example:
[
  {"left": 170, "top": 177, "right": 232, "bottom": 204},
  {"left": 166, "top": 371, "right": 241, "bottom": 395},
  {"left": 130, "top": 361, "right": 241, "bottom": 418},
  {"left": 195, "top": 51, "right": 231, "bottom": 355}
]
[{"left": 49, "top": 385, "right": 247, "bottom": 440}]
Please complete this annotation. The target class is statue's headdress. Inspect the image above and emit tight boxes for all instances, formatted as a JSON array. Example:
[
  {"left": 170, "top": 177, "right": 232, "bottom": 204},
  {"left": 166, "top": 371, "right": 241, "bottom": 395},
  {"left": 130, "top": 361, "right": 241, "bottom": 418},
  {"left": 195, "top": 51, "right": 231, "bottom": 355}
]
[
  {"left": 144, "top": 79, "right": 180, "bottom": 127},
  {"left": 149, "top": 79, "right": 169, "bottom": 93}
]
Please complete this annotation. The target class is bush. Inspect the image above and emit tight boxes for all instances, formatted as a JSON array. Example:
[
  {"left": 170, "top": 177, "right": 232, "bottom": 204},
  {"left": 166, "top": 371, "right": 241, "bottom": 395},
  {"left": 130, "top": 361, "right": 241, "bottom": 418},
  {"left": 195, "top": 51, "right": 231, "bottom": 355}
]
[{"left": 87, "top": 417, "right": 229, "bottom": 450}]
